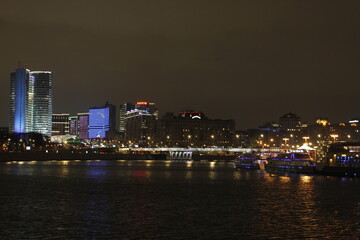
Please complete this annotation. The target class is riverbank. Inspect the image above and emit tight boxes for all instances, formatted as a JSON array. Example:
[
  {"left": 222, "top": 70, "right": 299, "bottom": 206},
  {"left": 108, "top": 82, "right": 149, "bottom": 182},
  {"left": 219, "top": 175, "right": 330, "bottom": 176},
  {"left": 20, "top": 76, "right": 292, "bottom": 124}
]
[
  {"left": 0, "top": 152, "right": 236, "bottom": 162},
  {"left": 0, "top": 152, "right": 167, "bottom": 161}
]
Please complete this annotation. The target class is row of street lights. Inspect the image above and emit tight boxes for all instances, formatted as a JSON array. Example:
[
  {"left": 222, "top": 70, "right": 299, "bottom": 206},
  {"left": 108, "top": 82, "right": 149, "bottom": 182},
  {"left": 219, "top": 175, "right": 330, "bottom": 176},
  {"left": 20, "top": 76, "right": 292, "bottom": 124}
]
[{"left": 259, "top": 134, "right": 342, "bottom": 149}]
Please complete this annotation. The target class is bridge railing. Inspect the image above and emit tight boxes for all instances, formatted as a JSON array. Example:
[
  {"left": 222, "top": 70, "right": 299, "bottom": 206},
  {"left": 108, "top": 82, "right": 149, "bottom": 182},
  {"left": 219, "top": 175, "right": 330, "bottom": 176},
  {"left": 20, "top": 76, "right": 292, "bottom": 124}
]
[{"left": 125, "top": 147, "right": 282, "bottom": 153}]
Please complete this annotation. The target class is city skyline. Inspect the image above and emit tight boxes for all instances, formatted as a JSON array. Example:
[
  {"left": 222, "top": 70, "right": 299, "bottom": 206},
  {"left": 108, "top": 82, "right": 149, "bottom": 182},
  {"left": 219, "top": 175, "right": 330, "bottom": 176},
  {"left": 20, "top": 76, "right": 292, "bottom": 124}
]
[
  {"left": 1, "top": 1, "right": 360, "bottom": 129},
  {"left": 2, "top": 2, "right": 360, "bottom": 239},
  {"left": 5, "top": 76, "right": 360, "bottom": 133}
]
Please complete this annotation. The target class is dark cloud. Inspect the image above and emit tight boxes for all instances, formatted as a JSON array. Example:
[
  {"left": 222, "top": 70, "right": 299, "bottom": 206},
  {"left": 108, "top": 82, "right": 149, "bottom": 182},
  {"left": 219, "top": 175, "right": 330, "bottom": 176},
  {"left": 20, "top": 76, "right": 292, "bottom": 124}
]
[{"left": 1, "top": 0, "right": 360, "bottom": 129}]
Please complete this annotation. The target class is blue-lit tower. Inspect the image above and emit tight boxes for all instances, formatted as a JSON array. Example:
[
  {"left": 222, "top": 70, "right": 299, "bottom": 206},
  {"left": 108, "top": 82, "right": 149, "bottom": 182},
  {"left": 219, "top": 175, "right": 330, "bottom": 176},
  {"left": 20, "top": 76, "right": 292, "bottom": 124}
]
[
  {"left": 9, "top": 68, "right": 52, "bottom": 137},
  {"left": 10, "top": 68, "right": 29, "bottom": 133}
]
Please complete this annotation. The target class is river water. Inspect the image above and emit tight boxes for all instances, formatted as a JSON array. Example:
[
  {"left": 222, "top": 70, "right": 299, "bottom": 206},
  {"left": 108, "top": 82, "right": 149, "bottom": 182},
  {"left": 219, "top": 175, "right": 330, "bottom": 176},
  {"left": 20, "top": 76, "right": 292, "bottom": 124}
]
[{"left": 0, "top": 160, "right": 359, "bottom": 239}]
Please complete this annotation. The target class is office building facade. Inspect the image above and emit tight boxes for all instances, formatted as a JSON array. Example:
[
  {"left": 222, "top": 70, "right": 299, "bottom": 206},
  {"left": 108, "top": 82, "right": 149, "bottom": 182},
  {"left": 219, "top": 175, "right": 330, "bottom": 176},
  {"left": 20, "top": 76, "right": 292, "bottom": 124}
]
[
  {"left": 69, "top": 116, "right": 78, "bottom": 136},
  {"left": 78, "top": 112, "right": 89, "bottom": 139},
  {"left": 119, "top": 102, "right": 135, "bottom": 133},
  {"left": 156, "top": 111, "right": 235, "bottom": 147},
  {"left": 52, "top": 113, "right": 70, "bottom": 136},
  {"left": 124, "top": 102, "right": 158, "bottom": 144},
  {"left": 88, "top": 102, "right": 116, "bottom": 139},
  {"left": 9, "top": 68, "right": 52, "bottom": 137}
]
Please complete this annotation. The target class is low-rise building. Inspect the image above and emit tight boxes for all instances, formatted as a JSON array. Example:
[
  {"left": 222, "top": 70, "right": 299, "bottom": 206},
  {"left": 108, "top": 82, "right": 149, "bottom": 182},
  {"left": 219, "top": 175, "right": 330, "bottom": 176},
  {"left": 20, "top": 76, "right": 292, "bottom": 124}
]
[{"left": 156, "top": 110, "right": 235, "bottom": 147}]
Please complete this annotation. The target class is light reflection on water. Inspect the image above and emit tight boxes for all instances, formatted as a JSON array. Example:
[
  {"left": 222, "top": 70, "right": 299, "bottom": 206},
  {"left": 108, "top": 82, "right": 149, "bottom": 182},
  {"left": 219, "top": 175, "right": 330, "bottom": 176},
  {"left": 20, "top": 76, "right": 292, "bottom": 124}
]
[
  {"left": 164, "top": 161, "right": 171, "bottom": 168},
  {"left": 279, "top": 175, "right": 291, "bottom": 183},
  {"left": 186, "top": 161, "right": 192, "bottom": 168},
  {"left": 233, "top": 171, "right": 241, "bottom": 180},
  {"left": 301, "top": 175, "right": 312, "bottom": 183},
  {"left": 164, "top": 171, "right": 172, "bottom": 179},
  {"left": 185, "top": 171, "right": 192, "bottom": 180},
  {"left": 208, "top": 171, "right": 217, "bottom": 180},
  {"left": 0, "top": 160, "right": 359, "bottom": 239}
]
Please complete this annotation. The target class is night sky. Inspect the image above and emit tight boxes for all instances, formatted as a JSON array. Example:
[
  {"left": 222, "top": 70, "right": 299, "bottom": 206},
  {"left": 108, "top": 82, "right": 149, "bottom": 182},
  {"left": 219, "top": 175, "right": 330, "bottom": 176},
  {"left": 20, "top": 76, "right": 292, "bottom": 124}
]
[{"left": 1, "top": 0, "right": 360, "bottom": 129}]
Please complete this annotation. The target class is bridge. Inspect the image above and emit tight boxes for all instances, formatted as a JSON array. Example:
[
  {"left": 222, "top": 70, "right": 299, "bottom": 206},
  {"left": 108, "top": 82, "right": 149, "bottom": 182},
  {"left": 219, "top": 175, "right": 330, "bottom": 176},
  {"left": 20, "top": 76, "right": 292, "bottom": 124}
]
[
  {"left": 120, "top": 147, "right": 283, "bottom": 160},
  {"left": 126, "top": 147, "right": 282, "bottom": 153}
]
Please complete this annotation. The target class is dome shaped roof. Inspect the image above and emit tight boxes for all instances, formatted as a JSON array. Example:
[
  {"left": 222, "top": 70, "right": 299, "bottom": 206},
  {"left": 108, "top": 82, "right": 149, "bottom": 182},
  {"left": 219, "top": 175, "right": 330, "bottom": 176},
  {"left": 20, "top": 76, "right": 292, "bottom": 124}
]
[{"left": 281, "top": 112, "right": 299, "bottom": 118}]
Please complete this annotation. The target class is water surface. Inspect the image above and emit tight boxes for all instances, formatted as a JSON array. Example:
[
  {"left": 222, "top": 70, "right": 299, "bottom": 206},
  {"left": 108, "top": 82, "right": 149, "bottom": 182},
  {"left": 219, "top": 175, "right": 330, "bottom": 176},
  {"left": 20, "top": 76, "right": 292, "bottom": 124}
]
[{"left": 0, "top": 160, "right": 359, "bottom": 239}]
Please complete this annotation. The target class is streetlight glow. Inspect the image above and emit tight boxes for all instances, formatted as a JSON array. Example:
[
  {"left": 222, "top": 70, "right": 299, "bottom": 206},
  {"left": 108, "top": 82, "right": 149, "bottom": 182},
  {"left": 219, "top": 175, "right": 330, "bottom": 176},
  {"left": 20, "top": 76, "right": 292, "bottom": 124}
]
[{"left": 330, "top": 134, "right": 338, "bottom": 142}]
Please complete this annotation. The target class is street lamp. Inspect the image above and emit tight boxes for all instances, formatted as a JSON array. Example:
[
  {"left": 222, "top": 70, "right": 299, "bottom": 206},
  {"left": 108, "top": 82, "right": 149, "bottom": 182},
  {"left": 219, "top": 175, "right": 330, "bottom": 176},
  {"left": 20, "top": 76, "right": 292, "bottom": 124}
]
[
  {"left": 330, "top": 134, "right": 338, "bottom": 143},
  {"left": 303, "top": 136, "right": 309, "bottom": 144},
  {"left": 282, "top": 138, "right": 289, "bottom": 147}
]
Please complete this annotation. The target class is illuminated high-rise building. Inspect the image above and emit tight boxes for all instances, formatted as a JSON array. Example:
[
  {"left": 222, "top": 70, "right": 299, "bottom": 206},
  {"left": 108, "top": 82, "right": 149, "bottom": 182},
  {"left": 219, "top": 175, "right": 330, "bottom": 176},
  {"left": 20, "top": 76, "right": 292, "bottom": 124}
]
[
  {"left": 119, "top": 102, "right": 135, "bottom": 133},
  {"left": 124, "top": 101, "right": 158, "bottom": 143},
  {"left": 52, "top": 113, "right": 70, "bottom": 136},
  {"left": 69, "top": 116, "right": 78, "bottom": 136},
  {"left": 9, "top": 68, "right": 52, "bottom": 137},
  {"left": 77, "top": 112, "right": 89, "bottom": 139}
]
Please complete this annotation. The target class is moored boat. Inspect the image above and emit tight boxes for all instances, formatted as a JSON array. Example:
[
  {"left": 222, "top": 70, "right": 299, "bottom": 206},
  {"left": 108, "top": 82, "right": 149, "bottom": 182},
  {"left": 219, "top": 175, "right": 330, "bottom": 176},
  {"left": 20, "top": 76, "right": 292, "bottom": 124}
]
[
  {"left": 266, "top": 152, "right": 316, "bottom": 174},
  {"left": 234, "top": 153, "right": 261, "bottom": 169},
  {"left": 319, "top": 142, "right": 360, "bottom": 177},
  {"left": 234, "top": 153, "right": 270, "bottom": 169}
]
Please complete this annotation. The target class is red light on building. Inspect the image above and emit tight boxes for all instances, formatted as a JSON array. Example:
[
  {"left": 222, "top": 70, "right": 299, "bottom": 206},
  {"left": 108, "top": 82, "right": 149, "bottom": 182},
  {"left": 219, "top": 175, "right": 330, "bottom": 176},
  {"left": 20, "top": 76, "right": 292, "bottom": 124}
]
[{"left": 178, "top": 111, "right": 201, "bottom": 114}]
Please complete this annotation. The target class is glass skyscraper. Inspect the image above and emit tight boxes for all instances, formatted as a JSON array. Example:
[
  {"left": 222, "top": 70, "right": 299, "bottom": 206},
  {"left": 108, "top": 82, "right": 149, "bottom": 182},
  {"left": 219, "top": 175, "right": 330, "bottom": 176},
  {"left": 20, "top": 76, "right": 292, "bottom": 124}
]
[
  {"left": 119, "top": 102, "right": 135, "bottom": 133},
  {"left": 9, "top": 68, "right": 52, "bottom": 137}
]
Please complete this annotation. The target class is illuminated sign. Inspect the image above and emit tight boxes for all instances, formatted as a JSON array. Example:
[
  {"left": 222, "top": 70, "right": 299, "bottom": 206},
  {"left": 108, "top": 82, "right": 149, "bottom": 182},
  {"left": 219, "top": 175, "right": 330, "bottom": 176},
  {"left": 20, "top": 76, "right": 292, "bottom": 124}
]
[
  {"left": 136, "top": 102, "right": 148, "bottom": 105},
  {"left": 179, "top": 111, "right": 201, "bottom": 114},
  {"left": 349, "top": 120, "right": 359, "bottom": 123}
]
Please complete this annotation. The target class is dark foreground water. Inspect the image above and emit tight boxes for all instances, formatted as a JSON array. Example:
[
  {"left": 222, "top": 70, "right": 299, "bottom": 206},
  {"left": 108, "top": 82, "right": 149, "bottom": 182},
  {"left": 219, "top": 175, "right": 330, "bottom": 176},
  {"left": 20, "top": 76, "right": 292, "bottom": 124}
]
[{"left": 0, "top": 160, "right": 359, "bottom": 239}]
